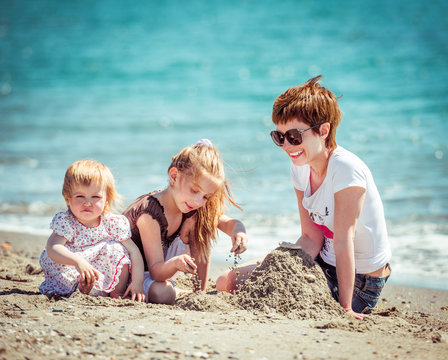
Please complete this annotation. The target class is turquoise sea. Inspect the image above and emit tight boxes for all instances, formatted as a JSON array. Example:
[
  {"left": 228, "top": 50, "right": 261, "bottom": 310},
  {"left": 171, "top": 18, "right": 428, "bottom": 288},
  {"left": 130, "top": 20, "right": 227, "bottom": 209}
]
[{"left": 1, "top": 0, "right": 447, "bottom": 289}]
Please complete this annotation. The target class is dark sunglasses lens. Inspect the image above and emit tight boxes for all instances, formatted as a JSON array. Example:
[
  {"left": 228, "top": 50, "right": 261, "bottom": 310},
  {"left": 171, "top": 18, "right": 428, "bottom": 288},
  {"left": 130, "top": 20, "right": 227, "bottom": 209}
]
[
  {"left": 285, "top": 129, "right": 302, "bottom": 145},
  {"left": 270, "top": 131, "right": 284, "bottom": 146}
]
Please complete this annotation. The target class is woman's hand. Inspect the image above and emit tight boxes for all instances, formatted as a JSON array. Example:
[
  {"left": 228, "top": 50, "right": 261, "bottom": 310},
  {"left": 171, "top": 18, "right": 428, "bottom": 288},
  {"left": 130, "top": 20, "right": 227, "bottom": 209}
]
[
  {"left": 230, "top": 231, "right": 248, "bottom": 254},
  {"left": 123, "top": 281, "right": 146, "bottom": 302},
  {"left": 174, "top": 254, "right": 197, "bottom": 274},
  {"left": 345, "top": 307, "right": 368, "bottom": 320}
]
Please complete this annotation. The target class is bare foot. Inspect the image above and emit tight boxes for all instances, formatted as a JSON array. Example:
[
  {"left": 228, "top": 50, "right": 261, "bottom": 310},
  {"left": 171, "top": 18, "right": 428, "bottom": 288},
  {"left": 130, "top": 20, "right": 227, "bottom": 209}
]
[{"left": 78, "top": 279, "right": 94, "bottom": 295}]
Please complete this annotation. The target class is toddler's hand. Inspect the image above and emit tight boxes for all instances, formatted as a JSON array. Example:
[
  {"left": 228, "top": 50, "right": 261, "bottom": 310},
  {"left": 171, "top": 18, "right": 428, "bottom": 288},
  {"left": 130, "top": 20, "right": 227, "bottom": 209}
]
[
  {"left": 175, "top": 254, "right": 197, "bottom": 274},
  {"left": 75, "top": 258, "right": 99, "bottom": 286},
  {"left": 123, "top": 281, "right": 146, "bottom": 302},
  {"left": 230, "top": 232, "right": 248, "bottom": 254}
]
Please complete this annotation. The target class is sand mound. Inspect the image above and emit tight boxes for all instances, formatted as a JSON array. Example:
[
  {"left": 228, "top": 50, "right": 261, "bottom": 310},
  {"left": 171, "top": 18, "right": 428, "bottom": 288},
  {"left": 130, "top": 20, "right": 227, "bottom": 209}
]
[
  {"left": 175, "top": 291, "right": 235, "bottom": 312},
  {"left": 233, "top": 248, "right": 345, "bottom": 319},
  {"left": 176, "top": 247, "right": 345, "bottom": 320}
]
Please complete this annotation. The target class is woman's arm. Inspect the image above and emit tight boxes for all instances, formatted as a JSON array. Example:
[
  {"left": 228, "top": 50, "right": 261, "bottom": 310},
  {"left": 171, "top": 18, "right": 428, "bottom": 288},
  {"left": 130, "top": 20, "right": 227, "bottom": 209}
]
[
  {"left": 137, "top": 214, "right": 196, "bottom": 282},
  {"left": 46, "top": 232, "right": 99, "bottom": 283},
  {"left": 333, "top": 186, "right": 366, "bottom": 320},
  {"left": 295, "top": 189, "right": 325, "bottom": 259},
  {"left": 217, "top": 214, "right": 248, "bottom": 254}
]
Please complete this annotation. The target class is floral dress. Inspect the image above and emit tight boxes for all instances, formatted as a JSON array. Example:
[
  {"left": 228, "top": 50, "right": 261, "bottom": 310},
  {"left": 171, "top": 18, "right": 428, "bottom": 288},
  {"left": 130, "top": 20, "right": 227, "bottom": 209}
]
[{"left": 39, "top": 210, "right": 131, "bottom": 296}]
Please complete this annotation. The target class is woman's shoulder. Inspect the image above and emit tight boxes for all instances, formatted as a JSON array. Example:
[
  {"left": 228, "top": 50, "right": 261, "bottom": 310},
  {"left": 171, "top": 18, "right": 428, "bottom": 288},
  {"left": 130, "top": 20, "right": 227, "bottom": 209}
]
[
  {"left": 290, "top": 162, "right": 310, "bottom": 191},
  {"left": 329, "top": 146, "right": 373, "bottom": 191},
  {"left": 330, "top": 146, "right": 369, "bottom": 172}
]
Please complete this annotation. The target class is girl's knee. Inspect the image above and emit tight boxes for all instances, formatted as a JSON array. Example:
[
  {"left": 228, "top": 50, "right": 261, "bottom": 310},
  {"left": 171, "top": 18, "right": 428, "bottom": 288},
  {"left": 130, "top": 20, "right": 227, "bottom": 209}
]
[
  {"left": 110, "top": 264, "right": 130, "bottom": 299},
  {"left": 216, "top": 270, "right": 235, "bottom": 293},
  {"left": 147, "top": 281, "right": 176, "bottom": 305}
]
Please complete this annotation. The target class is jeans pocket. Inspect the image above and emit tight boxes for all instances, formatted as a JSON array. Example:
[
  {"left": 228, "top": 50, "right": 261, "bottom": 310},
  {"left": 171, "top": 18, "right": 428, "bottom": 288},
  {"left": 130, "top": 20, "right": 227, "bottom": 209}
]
[{"left": 352, "top": 274, "right": 389, "bottom": 313}]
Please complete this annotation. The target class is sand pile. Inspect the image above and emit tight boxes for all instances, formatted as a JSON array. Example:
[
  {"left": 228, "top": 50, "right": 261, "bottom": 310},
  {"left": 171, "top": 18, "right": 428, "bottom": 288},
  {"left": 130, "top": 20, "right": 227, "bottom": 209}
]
[
  {"left": 175, "top": 275, "right": 237, "bottom": 312},
  {"left": 175, "top": 290, "right": 236, "bottom": 312},
  {"left": 176, "top": 247, "right": 345, "bottom": 320},
  {"left": 233, "top": 248, "right": 345, "bottom": 319}
]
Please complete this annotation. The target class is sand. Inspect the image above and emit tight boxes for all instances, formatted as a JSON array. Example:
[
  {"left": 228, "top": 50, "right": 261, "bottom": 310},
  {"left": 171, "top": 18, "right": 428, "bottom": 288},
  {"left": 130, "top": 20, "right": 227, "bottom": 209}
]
[{"left": 1, "top": 230, "right": 448, "bottom": 360}]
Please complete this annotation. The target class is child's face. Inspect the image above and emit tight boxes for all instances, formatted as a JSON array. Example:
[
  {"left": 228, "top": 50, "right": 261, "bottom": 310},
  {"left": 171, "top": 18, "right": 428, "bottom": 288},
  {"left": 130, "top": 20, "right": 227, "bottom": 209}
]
[
  {"left": 174, "top": 172, "right": 219, "bottom": 213},
  {"left": 66, "top": 182, "right": 107, "bottom": 227}
]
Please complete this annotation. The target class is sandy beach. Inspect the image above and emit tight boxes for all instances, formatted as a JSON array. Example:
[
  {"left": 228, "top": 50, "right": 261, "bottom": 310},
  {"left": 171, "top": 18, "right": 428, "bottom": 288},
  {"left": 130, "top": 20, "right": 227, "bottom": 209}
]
[{"left": 1, "top": 230, "right": 447, "bottom": 360}]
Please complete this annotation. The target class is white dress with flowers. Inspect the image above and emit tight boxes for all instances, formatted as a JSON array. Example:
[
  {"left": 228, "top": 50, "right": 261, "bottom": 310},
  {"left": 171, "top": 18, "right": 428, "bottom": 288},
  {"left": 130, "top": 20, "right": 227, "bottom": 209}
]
[{"left": 39, "top": 210, "right": 132, "bottom": 296}]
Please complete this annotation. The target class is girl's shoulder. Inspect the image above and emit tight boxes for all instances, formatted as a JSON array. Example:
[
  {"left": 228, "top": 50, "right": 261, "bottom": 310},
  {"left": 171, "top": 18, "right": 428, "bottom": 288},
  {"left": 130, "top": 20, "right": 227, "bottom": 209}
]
[
  {"left": 50, "top": 210, "right": 77, "bottom": 241},
  {"left": 102, "top": 212, "right": 130, "bottom": 226},
  {"left": 51, "top": 210, "right": 76, "bottom": 225},
  {"left": 143, "top": 193, "right": 167, "bottom": 222},
  {"left": 102, "top": 213, "right": 132, "bottom": 240},
  {"left": 123, "top": 191, "right": 161, "bottom": 217},
  {"left": 103, "top": 212, "right": 127, "bottom": 221}
]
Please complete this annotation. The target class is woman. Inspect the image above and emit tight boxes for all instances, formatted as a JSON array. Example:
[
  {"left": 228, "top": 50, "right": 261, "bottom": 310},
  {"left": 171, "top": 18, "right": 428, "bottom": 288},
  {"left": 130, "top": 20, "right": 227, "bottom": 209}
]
[{"left": 217, "top": 75, "right": 391, "bottom": 320}]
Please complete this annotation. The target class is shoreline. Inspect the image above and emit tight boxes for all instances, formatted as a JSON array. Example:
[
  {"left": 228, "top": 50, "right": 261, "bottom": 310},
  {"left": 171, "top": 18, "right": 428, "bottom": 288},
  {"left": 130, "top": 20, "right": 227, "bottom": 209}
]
[
  {"left": 1, "top": 230, "right": 448, "bottom": 359},
  {"left": 1, "top": 229, "right": 447, "bottom": 291}
]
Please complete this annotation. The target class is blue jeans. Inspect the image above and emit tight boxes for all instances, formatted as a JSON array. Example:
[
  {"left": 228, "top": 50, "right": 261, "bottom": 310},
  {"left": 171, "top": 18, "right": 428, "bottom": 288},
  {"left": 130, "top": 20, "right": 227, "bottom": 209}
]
[{"left": 316, "top": 255, "right": 391, "bottom": 314}]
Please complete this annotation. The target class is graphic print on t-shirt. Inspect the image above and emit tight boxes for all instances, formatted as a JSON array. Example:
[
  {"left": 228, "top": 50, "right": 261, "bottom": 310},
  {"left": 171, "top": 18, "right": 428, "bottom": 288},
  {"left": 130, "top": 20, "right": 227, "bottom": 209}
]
[{"left": 310, "top": 207, "right": 334, "bottom": 240}]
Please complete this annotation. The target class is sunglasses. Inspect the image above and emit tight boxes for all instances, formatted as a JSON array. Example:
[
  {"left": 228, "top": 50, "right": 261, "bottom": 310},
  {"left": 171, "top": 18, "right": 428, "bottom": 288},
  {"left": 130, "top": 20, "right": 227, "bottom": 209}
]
[{"left": 270, "top": 122, "right": 325, "bottom": 146}]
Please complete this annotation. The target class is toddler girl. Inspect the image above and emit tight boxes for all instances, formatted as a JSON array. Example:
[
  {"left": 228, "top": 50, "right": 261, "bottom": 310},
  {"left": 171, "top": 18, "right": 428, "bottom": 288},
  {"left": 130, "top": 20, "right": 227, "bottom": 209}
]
[
  {"left": 39, "top": 160, "right": 145, "bottom": 301},
  {"left": 123, "top": 139, "right": 248, "bottom": 304}
]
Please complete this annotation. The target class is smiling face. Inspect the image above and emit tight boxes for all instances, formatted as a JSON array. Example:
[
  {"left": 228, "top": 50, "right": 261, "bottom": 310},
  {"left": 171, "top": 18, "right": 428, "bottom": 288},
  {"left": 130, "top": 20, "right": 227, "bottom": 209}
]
[
  {"left": 170, "top": 168, "right": 220, "bottom": 213},
  {"left": 275, "top": 118, "right": 326, "bottom": 166},
  {"left": 66, "top": 182, "right": 107, "bottom": 227}
]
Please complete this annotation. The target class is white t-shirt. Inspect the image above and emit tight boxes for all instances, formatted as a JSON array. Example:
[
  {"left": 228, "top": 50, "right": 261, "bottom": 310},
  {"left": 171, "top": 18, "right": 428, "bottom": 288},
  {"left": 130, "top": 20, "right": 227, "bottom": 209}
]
[{"left": 291, "top": 146, "right": 391, "bottom": 273}]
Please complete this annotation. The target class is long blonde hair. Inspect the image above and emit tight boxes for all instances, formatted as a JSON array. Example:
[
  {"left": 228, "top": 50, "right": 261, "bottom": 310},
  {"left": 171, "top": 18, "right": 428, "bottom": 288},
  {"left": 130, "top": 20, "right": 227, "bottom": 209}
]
[
  {"left": 62, "top": 159, "right": 120, "bottom": 214},
  {"left": 168, "top": 142, "right": 240, "bottom": 261}
]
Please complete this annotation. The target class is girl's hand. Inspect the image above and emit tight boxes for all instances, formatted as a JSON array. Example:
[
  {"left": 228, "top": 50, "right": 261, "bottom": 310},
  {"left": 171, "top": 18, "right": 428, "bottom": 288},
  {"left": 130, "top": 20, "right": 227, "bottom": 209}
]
[
  {"left": 123, "top": 281, "right": 146, "bottom": 302},
  {"left": 175, "top": 254, "right": 197, "bottom": 274},
  {"left": 75, "top": 258, "right": 99, "bottom": 286},
  {"left": 230, "top": 232, "right": 248, "bottom": 254}
]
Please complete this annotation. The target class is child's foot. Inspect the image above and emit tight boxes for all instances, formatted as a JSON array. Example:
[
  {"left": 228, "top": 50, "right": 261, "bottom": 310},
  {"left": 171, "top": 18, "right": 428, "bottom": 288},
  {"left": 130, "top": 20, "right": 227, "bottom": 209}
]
[{"left": 78, "top": 279, "right": 94, "bottom": 295}]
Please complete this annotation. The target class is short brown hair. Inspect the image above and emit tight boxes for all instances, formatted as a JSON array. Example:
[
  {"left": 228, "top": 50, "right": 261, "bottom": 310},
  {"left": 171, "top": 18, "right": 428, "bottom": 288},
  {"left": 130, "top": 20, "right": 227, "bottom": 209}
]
[
  {"left": 62, "top": 160, "right": 119, "bottom": 214},
  {"left": 272, "top": 75, "right": 341, "bottom": 150}
]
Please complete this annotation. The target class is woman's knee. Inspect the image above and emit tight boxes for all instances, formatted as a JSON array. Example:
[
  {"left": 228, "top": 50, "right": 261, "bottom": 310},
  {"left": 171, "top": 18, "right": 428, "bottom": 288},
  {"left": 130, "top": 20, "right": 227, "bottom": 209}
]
[{"left": 147, "top": 281, "right": 176, "bottom": 305}]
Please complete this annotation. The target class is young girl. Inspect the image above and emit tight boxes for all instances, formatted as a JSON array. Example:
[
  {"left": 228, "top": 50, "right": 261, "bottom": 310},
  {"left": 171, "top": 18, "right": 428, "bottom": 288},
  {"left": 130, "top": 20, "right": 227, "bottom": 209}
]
[
  {"left": 39, "top": 160, "right": 145, "bottom": 302},
  {"left": 123, "top": 139, "right": 248, "bottom": 305}
]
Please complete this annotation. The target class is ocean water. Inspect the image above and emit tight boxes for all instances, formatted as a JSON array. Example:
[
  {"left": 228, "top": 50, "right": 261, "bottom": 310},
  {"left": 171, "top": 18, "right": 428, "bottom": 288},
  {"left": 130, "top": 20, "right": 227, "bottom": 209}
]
[{"left": 1, "top": 0, "right": 447, "bottom": 290}]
